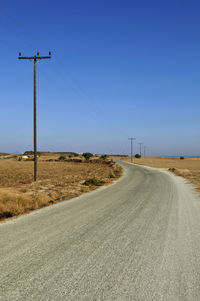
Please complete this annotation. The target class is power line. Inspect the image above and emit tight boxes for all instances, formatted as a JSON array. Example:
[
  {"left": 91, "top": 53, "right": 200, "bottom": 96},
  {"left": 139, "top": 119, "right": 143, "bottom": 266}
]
[{"left": 18, "top": 51, "right": 52, "bottom": 181}]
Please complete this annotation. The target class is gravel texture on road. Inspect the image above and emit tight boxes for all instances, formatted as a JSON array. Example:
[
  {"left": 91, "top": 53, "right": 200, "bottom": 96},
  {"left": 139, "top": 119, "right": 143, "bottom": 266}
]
[{"left": 1, "top": 161, "right": 200, "bottom": 300}]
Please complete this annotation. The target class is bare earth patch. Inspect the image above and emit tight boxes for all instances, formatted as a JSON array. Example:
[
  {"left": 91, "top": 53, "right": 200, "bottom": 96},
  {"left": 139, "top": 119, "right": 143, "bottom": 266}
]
[{"left": 0, "top": 156, "right": 122, "bottom": 221}]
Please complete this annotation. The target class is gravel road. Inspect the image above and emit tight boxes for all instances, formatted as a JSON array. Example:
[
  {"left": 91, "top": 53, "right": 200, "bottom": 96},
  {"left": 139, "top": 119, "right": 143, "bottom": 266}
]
[{"left": 1, "top": 161, "right": 200, "bottom": 300}]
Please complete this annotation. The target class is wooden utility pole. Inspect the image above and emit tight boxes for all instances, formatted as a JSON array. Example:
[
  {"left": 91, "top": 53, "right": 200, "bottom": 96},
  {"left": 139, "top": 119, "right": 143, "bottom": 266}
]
[
  {"left": 138, "top": 142, "right": 143, "bottom": 156},
  {"left": 144, "top": 145, "right": 147, "bottom": 157},
  {"left": 128, "top": 138, "right": 136, "bottom": 163},
  {"left": 18, "top": 52, "right": 51, "bottom": 181}
]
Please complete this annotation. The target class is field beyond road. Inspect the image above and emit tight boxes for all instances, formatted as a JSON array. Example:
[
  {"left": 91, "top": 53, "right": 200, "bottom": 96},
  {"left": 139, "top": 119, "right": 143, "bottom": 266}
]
[
  {"left": 117, "top": 156, "right": 200, "bottom": 191},
  {"left": 0, "top": 154, "right": 122, "bottom": 221}
]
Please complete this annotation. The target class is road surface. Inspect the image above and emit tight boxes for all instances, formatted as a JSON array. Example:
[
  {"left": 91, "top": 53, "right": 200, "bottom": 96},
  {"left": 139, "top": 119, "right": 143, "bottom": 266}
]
[{"left": 1, "top": 161, "right": 200, "bottom": 300}]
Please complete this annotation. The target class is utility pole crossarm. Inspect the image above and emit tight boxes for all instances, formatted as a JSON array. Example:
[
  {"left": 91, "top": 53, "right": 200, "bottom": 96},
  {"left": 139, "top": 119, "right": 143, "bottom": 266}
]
[
  {"left": 36, "top": 56, "right": 51, "bottom": 59},
  {"left": 18, "top": 56, "right": 51, "bottom": 60},
  {"left": 18, "top": 57, "right": 35, "bottom": 60}
]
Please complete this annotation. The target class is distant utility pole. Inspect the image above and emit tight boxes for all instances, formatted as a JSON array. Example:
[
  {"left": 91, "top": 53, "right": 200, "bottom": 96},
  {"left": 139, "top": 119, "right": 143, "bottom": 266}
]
[
  {"left": 128, "top": 138, "right": 136, "bottom": 163},
  {"left": 18, "top": 51, "right": 52, "bottom": 181},
  {"left": 138, "top": 142, "right": 143, "bottom": 156},
  {"left": 144, "top": 145, "right": 147, "bottom": 157}
]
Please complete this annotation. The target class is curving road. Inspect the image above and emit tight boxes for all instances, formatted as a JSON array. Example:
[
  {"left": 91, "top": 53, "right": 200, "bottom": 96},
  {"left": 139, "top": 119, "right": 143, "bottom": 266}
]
[{"left": 1, "top": 161, "right": 200, "bottom": 300}]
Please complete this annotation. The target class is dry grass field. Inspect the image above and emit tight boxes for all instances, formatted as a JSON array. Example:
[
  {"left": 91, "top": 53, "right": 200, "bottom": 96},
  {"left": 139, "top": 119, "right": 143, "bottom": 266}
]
[
  {"left": 0, "top": 154, "right": 122, "bottom": 221},
  {"left": 118, "top": 156, "right": 200, "bottom": 191}
]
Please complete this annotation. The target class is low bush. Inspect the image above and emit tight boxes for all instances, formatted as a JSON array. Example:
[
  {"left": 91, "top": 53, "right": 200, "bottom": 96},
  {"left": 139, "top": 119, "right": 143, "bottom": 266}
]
[
  {"left": 83, "top": 178, "right": 105, "bottom": 186},
  {"left": 73, "top": 153, "right": 79, "bottom": 157},
  {"left": 168, "top": 168, "right": 176, "bottom": 172},
  {"left": 24, "top": 151, "right": 41, "bottom": 156},
  {"left": 58, "top": 156, "right": 66, "bottom": 161},
  {"left": 180, "top": 156, "right": 184, "bottom": 160},
  {"left": 135, "top": 154, "right": 141, "bottom": 158},
  {"left": 68, "top": 152, "right": 79, "bottom": 158},
  {"left": 101, "top": 154, "right": 108, "bottom": 159},
  {"left": 82, "top": 152, "right": 93, "bottom": 161}
]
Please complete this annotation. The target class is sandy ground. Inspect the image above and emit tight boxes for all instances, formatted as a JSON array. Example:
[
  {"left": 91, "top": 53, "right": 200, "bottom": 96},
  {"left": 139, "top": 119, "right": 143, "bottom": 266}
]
[
  {"left": 0, "top": 154, "right": 122, "bottom": 220},
  {"left": 114, "top": 156, "right": 200, "bottom": 191}
]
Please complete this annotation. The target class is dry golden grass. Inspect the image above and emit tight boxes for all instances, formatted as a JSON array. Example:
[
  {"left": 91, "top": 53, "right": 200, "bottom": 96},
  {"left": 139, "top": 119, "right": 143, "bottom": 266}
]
[
  {"left": 118, "top": 156, "right": 200, "bottom": 191},
  {"left": 0, "top": 157, "right": 122, "bottom": 220}
]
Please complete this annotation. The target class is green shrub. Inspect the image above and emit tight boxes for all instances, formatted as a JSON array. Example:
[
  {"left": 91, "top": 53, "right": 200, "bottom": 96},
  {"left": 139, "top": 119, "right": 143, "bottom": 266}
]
[
  {"left": 73, "top": 152, "right": 79, "bottom": 157},
  {"left": 24, "top": 151, "right": 41, "bottom": 156},
  {"left": 180, "top": 156, "right": 184, "bottom": 160},
  {"left": 101, "top": 154, "right": 108, "bottom": 159},
  {"left": 83, "top": 178, "right": 105, "bottom": 186},
  {"left": 58, "top": 156, "right": 66, "bottom": 161},
  {"left": 135, "top": 154, "right": 141, "bottom": 158},
  {"left": 24, "top": 151, "right": 34, "bottom": 155},
  {"left": 82, "top": 152, "right": 93, "bottom": 161},
  {"left": 68, "top": 152, "right": 79, "bottom": 157}
]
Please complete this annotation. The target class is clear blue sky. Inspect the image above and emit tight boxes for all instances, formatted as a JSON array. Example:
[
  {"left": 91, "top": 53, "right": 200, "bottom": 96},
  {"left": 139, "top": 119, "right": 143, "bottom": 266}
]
[{"left": 0, "top": 0, "right": 200, "bottom": 156}]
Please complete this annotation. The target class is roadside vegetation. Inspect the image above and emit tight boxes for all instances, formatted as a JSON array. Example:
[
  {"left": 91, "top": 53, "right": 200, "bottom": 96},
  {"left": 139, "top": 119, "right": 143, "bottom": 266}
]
[{"left": 0, "top": 153, "right": 122, "bottom": 221}]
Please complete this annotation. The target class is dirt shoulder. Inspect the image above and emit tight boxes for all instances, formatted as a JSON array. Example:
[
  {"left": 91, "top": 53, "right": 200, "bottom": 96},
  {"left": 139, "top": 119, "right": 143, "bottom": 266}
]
[
  {"left": 0, "top": 155, "right": 122, "bottom": 221},
  {"left": 117, "top": 156, "right": 200, "bottom": 191}
]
